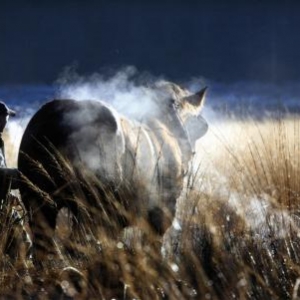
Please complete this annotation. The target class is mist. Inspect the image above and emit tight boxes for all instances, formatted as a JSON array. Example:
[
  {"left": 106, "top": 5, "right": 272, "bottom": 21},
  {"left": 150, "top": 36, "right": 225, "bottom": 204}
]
[
  {"left": 4, "top": 67, "right": 211, "bottom": 167},
  {"left": 4, "top": 66, "right": 300, "bottom": 171},
  {"left": 58, "top": 66, "right": 168, "bottom": 121}
]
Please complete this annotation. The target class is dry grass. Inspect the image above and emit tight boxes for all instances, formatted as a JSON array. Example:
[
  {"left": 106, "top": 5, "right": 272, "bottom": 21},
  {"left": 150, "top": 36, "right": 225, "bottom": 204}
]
[{"left": 1, "top": 116, "right": 300, "bottom": 299}]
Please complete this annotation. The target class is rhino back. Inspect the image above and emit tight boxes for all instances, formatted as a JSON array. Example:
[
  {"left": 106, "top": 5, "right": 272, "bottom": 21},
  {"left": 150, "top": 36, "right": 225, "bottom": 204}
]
[{"left": 18, "top": 99, "right": 120, "bottom": 200}]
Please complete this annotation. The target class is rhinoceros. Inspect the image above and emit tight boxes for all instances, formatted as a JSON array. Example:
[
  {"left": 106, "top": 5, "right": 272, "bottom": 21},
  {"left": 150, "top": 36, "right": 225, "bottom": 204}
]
[{"left": 18, "top": 81, "right": 208, "bottom": 263}]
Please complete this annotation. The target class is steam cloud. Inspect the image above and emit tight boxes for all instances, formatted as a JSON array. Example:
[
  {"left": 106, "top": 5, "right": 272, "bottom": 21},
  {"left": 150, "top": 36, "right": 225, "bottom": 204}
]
[
  {"left": 58, "top": 66, "right": 166, "bottom": 121},
  {"left": 7, "top": 66, "right": 298, "bottom": 170},
  {"left": 6, "top": 66, "right": 211, "bottom": 167}
]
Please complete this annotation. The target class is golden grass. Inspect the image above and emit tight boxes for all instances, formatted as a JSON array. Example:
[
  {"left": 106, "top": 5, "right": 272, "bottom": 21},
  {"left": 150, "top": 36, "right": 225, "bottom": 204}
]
[{"left": 2, "top": 116, "right": 300, "bottom": 298}]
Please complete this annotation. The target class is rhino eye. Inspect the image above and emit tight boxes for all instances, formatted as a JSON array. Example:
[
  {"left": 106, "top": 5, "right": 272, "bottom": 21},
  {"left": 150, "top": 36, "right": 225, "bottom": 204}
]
[{"left": 171, "top": 99, "right": 180, "bottom": 110}]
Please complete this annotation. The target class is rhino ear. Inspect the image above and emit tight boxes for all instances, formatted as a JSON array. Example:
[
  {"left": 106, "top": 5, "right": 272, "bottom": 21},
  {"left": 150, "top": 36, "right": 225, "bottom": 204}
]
[{"left": 184, "top": 86, "right": 208, "bottom": 111}]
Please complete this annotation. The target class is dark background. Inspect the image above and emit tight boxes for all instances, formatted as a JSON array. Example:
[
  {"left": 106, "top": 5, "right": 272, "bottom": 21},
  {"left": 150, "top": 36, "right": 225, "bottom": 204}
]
[{"left": 1, "top": 0, "right": 300, "bottom": 85}]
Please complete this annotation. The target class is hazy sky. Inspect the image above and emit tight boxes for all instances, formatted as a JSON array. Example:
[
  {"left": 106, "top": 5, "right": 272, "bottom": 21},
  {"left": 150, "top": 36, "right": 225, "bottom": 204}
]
[{"left": 1, "top": 0, "right": 300, "bottom": 84}]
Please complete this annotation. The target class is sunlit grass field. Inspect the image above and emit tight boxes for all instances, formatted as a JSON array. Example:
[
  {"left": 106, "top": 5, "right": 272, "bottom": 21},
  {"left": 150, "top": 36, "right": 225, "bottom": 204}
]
[{"left": 1, "top": 115, "right": 300, "bottom": 299}]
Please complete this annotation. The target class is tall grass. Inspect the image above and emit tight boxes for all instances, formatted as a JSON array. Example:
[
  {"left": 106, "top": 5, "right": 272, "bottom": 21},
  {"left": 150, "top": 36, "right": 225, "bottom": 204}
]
[{"left": 1, "top": 116, "right": 300, "bottom": 299}]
